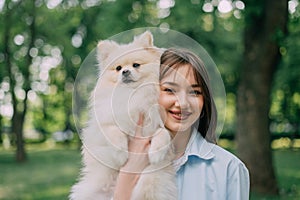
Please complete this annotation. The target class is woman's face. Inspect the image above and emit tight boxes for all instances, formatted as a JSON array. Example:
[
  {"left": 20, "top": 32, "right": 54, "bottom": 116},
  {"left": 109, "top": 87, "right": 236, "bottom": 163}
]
[{"left": 159, "top": 64, "right": 204, "bottom": 137}]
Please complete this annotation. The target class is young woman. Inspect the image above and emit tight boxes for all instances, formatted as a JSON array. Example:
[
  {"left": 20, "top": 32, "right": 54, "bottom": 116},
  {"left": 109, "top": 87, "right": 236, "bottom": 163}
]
[{"left": 114, "top": 48, "right": 250, "bottom": 200}]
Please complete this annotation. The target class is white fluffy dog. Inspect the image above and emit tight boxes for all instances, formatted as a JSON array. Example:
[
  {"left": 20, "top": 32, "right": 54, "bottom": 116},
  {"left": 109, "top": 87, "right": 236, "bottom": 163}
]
[{"left": 70, "top": 32, "right": 177, "bottom": 200}]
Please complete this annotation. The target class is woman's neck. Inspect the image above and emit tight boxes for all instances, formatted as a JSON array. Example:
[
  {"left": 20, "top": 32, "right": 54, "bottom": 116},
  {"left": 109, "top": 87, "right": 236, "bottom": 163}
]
[{"left": 171, "top": 128, "right": 192, "bottom": 159}]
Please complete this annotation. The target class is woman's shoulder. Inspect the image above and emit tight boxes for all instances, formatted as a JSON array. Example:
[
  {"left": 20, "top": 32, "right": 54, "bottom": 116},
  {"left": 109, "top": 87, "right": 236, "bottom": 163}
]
[
  {"left": 208, "top": 142, "right": 248, "bottom": 170},
  {"left": 188, "top": 130, "right": 248, "bottom": 170}
]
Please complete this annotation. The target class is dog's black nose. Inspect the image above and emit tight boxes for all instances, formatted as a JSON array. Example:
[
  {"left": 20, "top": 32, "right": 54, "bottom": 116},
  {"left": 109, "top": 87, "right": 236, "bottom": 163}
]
[{"left": 122, "top": 70, "right": 130, "bottom": 76}]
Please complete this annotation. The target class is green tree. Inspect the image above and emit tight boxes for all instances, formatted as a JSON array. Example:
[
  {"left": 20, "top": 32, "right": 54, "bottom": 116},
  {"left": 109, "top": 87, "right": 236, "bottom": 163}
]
[
  {"left": 236, "top": 0, "right": 288, "bottom": 194},
  {"left": 2, "top": 0, "right": 37, "bottom": 162},
  {"left": 270, "top": 7, "right": 300, "bottom": 140}
]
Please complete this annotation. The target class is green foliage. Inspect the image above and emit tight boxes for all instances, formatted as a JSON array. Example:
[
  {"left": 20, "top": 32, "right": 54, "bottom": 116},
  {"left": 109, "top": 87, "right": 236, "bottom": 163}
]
[
  {"left": 0, "top": 0, "right": 299, "bottom": 144},
  {"left": 270, "top": 7, "right": 300, "bottom": 134}
]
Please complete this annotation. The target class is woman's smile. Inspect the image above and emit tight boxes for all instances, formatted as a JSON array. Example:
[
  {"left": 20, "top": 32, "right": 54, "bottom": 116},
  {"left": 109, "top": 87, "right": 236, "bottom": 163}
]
[{"left": 168, "top": 109, "right": 192, "bottom": 121}]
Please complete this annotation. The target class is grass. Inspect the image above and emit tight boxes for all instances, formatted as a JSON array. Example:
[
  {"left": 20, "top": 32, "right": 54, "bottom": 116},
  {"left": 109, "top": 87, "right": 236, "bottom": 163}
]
[
  {"left": 250, "top": 149, "right": 300, "bottom": 200},
  {"left": 0, "top": 145, "right": 300, "bottom": 200},
  {"left": 0, "top": 145, "right": 81, "bottom": 200}
]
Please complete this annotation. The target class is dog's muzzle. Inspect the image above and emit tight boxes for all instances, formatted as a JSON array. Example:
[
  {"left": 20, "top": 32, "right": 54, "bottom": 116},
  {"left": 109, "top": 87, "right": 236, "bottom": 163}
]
[{"left": 122, "top": 70, "right": 135, "bottom": 83}]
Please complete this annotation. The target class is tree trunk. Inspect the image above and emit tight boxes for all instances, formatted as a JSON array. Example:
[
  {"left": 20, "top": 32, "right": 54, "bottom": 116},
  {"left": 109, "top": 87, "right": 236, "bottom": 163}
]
[
  {"left": 237, "top": 0, "right": 288, "bottom": 194},
  {"left": 13, "top": 111, "right": 27, "bottom": 162},
  {"left": 3, "top": 1, "right": 27, "bottom": 162},
  {"left": 3, "top": 0, "right": 36, "bottom": 163}
]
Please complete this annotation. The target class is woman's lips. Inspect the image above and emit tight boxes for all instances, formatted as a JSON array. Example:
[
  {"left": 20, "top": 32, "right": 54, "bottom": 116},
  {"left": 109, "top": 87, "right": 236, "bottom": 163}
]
[{"left": 169, "top": 110, "right": 192, "bottom": 121}]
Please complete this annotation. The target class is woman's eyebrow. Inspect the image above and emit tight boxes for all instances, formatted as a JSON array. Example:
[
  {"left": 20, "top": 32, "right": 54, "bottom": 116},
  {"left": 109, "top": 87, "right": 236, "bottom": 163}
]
[
  {"left": 161, "top": 82, "right": 201, "bottom": 88},
  {"left": 161, "top": 82, "right": 179, "bottom": 87},
  {"left": 191, "top": 84, "right": 201, "bottom": 88}
]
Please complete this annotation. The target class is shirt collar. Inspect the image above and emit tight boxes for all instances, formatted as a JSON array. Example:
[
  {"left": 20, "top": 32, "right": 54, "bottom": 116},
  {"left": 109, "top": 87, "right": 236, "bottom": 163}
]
[
  {"left": 173, "top": 128, "right": 215, "bottom": 171},
  {"left": 185, "top": 128, "right": 215, "bottom": 160}
]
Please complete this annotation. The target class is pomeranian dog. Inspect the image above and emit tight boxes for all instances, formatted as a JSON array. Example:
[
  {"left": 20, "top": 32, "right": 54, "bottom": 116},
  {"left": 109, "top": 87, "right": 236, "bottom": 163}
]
[{"left": 70, "top": 31, "right": 177, "bottom": 200}]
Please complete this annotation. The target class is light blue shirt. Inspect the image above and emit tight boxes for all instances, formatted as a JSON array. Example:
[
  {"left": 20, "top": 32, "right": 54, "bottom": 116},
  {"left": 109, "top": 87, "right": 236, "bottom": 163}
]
[{"left": 173, "top": 128, "right": 250, "bottom": 200}]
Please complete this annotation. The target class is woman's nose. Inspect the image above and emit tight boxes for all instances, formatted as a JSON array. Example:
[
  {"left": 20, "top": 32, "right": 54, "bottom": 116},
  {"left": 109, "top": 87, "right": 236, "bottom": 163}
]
[{"left": 174, "top": 92, "right": 189, "bottom": 109}]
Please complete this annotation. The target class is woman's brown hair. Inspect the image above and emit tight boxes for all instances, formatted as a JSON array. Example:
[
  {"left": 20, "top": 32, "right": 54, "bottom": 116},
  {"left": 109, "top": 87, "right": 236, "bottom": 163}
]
[{"left": 160, "top": 48, "right": 217, "bottom": 144}]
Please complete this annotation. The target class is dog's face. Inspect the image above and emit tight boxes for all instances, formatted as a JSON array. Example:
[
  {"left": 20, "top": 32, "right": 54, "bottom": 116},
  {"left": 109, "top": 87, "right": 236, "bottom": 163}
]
[{"left": 97, "top": 31, "right": 162, "bottom": 88}]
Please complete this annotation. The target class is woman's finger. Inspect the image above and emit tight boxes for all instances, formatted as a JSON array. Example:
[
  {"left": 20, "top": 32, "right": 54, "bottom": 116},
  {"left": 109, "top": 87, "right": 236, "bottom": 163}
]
[{"left": 135, "top": 113, "right": 144, "bottom": 138}]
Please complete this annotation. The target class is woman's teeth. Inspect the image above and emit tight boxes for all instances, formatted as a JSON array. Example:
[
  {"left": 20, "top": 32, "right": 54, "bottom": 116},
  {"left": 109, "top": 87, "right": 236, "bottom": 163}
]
[{"left": 170, "top": 111, "right": 191, "bottom": 120}]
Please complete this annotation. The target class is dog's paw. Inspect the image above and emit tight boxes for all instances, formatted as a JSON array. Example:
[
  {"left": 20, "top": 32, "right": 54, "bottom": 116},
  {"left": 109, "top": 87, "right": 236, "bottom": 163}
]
[{"left": 148, "top": 129, "right": 171, "bottom": 164}]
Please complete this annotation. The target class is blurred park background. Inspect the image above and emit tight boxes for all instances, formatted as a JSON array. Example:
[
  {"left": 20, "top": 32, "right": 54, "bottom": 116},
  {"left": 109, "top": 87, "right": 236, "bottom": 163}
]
[{"left": 0, "top": 0, "right": 299, "bottom": 199}]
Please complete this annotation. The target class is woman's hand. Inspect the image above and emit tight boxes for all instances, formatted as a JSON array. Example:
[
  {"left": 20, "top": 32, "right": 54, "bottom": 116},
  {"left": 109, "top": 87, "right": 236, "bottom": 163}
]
[
  {"left": 113, "top": 113, "right": 151, "bottom": 200},
  {"left": 122, "top": 113, "right": 151, "bottom": 173}
]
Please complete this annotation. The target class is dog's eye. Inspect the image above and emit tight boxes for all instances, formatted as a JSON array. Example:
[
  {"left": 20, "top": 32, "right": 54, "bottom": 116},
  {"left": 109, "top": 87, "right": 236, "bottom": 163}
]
[
  {"left": 116, "top": 66, "right": 122, "bottom": 71},
  {"left": 133, "top": 63, "right": 140, "bottom": 68}
]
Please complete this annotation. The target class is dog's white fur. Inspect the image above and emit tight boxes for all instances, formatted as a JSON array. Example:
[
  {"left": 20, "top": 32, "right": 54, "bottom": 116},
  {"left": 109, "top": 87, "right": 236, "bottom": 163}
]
[{"left": 70, "top": 32, "right": 177, "bottom": 200}]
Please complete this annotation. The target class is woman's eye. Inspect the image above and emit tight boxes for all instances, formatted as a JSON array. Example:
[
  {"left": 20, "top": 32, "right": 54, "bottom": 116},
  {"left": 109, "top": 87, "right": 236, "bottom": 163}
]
[
  {"left": 164, "top": 88, "right": 175, "bottom": 93},
  {"left": 190, "top": 90, "right": 202, "bottom": 96},
  {"left": 133, "top": 63, "right": 140, "bottom": 68}
]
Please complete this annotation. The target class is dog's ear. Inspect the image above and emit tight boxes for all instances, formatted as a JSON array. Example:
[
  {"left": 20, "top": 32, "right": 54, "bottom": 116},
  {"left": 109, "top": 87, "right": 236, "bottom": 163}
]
[
  {"left": 133, "top": 31, "right": 153, "bottom": 48},
  {"left": 97, "top": 40, "right": 118, "bottom": 63}
]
